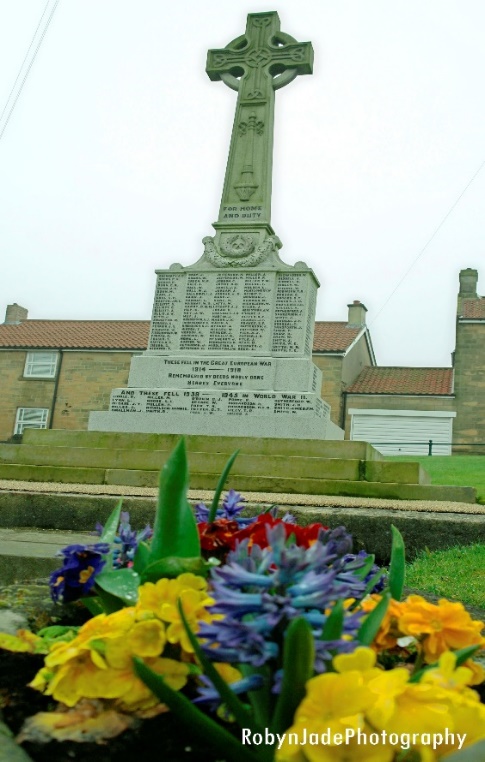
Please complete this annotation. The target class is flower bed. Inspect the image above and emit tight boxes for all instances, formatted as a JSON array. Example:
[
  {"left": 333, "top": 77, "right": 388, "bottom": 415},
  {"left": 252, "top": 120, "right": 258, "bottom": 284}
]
[{"left": 1, "top": 440, "right": 484, "bottom": 762}]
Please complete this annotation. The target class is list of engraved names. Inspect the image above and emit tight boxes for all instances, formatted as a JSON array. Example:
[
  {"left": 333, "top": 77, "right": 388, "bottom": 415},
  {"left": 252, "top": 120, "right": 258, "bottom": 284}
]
[
  {"left": 111, "top": 389, "right": 324, "bottom": 417},
  {"left": 148, "top": 270, "right": 312, "bottom": 355}
]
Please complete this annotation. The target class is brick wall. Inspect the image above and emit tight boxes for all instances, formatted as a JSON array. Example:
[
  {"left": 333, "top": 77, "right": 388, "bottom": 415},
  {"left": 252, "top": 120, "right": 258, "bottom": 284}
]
[{"left": 453, "top": 321, "right": 485, "bottom": 451}]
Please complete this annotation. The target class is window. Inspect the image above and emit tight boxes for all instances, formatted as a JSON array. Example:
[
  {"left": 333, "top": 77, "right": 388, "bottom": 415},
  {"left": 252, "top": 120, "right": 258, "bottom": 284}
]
[
  {"left": 14, "top": 407, "right": 49, "bottom": 435},
  {"left": 24, "top": 352, "right": 58, "bottom": 378}
]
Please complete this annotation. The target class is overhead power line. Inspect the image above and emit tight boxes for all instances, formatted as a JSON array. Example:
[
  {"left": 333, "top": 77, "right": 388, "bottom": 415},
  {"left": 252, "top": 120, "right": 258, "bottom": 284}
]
[
  {"left": 369, "top": 157, "right": 485, "bottom": 326},
  {"left": 0, "top": 0, "right": 60, "bottom": 142}
]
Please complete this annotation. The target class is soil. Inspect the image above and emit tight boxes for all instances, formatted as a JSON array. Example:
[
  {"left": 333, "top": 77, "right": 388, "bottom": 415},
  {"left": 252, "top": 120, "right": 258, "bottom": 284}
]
[{"left": 0, "top": 653, "right": 231, "bottom": 762}]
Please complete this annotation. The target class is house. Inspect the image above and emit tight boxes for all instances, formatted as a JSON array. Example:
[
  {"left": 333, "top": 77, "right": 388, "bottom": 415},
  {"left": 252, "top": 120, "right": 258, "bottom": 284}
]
[
  {"left": 343, "top": 268, "right": 484, "bottom": 455},
  {"left": 312, "top": 300, "right": 376, "bottom": 428},
  {"left": 0, "top": 304, "right": 148, "bottom": 440},
  {"left": 344, "top": 366, "right": 456, "bottom": 455},
  {"left": 0, "top": 302, "right": 371, "bottom": 441}
]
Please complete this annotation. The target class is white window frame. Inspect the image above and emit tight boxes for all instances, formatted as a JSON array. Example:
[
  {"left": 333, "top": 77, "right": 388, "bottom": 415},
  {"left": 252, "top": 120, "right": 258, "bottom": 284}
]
[
  {"left": 14, "top": 407, "right": 49, "bottom": 435},
  {"left": 24, "top": 351, "right": 58, "bottom": 379}
]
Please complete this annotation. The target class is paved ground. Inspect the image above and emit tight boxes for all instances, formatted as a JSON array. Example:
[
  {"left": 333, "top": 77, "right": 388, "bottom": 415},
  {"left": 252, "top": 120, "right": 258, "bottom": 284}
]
[{"left": 1, "top": 478, "right": 484, "bottom": 514}]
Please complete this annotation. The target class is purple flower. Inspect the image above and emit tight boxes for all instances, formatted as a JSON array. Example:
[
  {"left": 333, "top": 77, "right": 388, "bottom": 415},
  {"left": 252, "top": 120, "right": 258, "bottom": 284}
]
[
  {"left": 194, "top": 502, "right": 210, "bottom": 523},
  {"left": 342, "top": 550, "right": 387, "bottom": 593},
  {"left": 49, "top": 543, "right": 109, "bottom": 603},
  {"left": 194, "top": 490, "right": 252, "bottom": 525},
  {"left": 114, "top": 512, "right": 152, "bottom": 567},
  {"left": 94, "top": 511, "right": 152, "bottom": 568},
  {"left": 199, "top": 525, "right": 371, "bottom": 688},
  {"left": 194, "top": 672, "right": 264, "bottom": 709},
  {"left": 221, "top": 490, "right": 246, "bottom": 519}
]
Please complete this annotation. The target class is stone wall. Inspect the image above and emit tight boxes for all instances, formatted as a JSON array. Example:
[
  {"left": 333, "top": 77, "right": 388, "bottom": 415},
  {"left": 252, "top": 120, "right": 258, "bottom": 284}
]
[
  {"left": 453, "top": 321, "right": 485, "bottom": 452},
  {"left": 313, "top": 333, "right": 373, "bottom": 427},
  {"left": 0, "top": 351, "right": 133, "bottom": 441},
  {"left": 0, "top": 350, "right": 54, "bottom": 441},
  {"left": 312, "top": 355, "right": 343, "bottom": 426}
]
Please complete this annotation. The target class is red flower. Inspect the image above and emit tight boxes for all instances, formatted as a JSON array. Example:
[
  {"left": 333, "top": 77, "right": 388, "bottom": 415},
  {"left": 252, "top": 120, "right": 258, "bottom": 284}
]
[
  {"left": 231, "top": 514, "right": 328, "bottom": 550},
  {"left": 198, "top": 519, "right": 241, "bottom": 553},
  {"left": 197, "top": 514, "right": 329, "bottom": 562}
]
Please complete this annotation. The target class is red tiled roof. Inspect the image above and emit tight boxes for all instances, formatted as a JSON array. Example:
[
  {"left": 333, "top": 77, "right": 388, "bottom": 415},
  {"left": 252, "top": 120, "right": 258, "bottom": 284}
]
[
  {"left": 313, "top": 321, "right": 362, "bottom": 352},
  {"left": 0, "top": 319, "right": 364, "bottom": 353},
  {"left": 0, "top": 321, "right": 150, "bottom": 350},
  {"left": 346, "top": 367, "right": 453, "bottom": 396},
  {"left": 460, "top": 298, "right": 485, "bottom": 319}
]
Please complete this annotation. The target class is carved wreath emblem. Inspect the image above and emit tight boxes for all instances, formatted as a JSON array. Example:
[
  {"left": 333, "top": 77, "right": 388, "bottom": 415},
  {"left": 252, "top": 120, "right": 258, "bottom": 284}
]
[{"left": 202, "top": 235, "right": 281, "bottom": 268}]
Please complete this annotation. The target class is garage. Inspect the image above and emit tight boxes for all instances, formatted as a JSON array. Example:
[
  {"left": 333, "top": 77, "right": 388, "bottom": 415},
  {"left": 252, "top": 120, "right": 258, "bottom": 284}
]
[{"left": 349, "top": 408, "right": 456, "bottom": 455}]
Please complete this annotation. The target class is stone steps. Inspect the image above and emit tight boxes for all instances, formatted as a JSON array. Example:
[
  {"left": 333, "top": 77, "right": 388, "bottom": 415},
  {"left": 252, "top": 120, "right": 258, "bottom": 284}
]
[
  {"left": 22, "top": 429, "right": 383, "bottom": 459},
  {"left": 0, "top": 429, "right": 476, "bottom": 503}
]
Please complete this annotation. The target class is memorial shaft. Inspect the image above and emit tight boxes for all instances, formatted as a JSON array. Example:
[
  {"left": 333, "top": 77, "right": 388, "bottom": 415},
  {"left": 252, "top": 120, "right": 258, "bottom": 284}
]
[{"left": 207, "top": 11, "right": 313, "bottom": 234}]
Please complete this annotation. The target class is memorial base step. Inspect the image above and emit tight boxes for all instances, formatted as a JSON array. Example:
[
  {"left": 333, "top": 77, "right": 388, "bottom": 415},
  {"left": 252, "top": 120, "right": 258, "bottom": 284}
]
[{"left": 0, "top": 429, "right": 476, "bottom": 503}]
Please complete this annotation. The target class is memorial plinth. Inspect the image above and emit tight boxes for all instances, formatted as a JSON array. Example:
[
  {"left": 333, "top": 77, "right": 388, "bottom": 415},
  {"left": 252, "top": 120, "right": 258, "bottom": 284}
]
[{"left": 89, "top": 11, "right": 338, "bottom": 440}]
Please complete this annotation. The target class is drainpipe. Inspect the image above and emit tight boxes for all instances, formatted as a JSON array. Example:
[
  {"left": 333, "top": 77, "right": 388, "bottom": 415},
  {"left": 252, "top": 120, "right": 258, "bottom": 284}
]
[
  {"left": 341, "top": 390, "right": 348, "bottom": 435},
  {"left": 49, "top": 349, "right": 63, "bottom": 429}
]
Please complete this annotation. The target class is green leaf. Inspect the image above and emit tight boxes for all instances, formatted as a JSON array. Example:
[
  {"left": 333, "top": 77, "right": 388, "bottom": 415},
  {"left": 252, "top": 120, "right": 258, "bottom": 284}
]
[
  {"left": 82, "top": 597, "right": 104, "bottom": 617},
  {"left": 208, "top": 449, "right": 240, "bottom": 523},
  {"left": 271, "top": 617, "right": 314, "bottom": 734},
  {"left": 140, "top": 556, "right": 208, "bottom": 583},
  {"left": 133, "top": 658, "right": 263, "bottom": 762},
  {"left": 94, "top": 568, "right": 140, "bottom": 605},
  {"left": 35, "top": 625, "right": 79, "bottom": 648},
  {"left": 149, "top": 438, "right": 200, "bottom": 562},
  {"left": 357, "top": 592, "right": 391, "bottom": 646},
  {"left": 388, "top": 525, "right": 405, "bottom": 601},
  {"left": 92, "top": 585, "right": 127, "bottom": 614},
  {"left": 347, "top": 554, "right": 376, "bottom": 579},
  {"left": 240, "top": 663, "right": 273, "bottom": 729},
  {"left": 100, "top": 500, "right": 123, "bottom": 544},
  {"left": 97, "top": 499, "right": 123, "bottom": 571},
  {"left": 133, "top": 540, "right": 151, "bottom": 574},
  {"left": 361, "top": 569, "right": 387, "bottom": 599},
  {"left": 176, "top": 599, "right": 258, "bottom": 733},
  {"left": 321, "top": 599, "right": 344, "bottom": 641}
]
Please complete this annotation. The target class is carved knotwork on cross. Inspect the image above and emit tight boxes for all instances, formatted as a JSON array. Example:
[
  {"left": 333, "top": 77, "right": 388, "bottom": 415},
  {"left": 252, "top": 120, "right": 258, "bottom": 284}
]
[{"left": 207, "top": 12, "right": 313, "bottom": 230}]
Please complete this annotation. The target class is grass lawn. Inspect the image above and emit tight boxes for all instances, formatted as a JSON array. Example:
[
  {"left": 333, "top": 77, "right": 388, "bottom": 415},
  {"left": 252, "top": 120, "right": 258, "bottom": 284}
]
[
  {"left": 406, "top": 543, "right": 485, "bottom": 609},
  {"left": 387, "top": 455, "right": 485, "bottom": 501}
]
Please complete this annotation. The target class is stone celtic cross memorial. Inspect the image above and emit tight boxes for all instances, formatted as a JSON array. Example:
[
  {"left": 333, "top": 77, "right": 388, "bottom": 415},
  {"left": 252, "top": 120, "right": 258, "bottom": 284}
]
[{"left": 89, "top": 11, "right": 339, "bottom": 439}]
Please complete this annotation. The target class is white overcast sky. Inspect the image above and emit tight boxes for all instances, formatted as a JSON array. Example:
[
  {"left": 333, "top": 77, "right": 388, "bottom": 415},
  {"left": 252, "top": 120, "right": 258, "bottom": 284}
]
[{"left": 1, "top": 0, "right": 484, "bottom": 367}]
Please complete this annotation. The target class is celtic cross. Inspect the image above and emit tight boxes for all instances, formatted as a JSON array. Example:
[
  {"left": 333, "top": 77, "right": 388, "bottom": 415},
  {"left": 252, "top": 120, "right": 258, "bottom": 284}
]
[{"left": 207, "top": 12, "right": 313, "bottom": 239}]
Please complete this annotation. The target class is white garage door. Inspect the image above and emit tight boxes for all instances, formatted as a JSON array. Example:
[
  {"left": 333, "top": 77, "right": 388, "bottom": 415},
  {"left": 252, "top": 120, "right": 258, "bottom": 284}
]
[{"left": 349, "top": 409, "right": 455, "bottom": 455}]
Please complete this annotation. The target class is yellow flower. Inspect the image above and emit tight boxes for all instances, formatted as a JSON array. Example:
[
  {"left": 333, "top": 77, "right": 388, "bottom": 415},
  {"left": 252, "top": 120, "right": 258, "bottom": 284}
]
[
  {"left": 277, "top": 646, "right": 485, "bottom": 762},
  {"left": 30, "top": 602, "right": 185, "bottom": 710},
  {"left": 104, "top": 619, "right": 166, "bottom": 670},
  {"left": 421, "top": 651, "right": 477, "bottom": 695},
  {"left": 136, "top": 574, "right": 216, "bottom": 654},
  {"left": 462, "top": 658, "right": 485, "bottom": 686},
  {"left": 397, "top": 595, "right": 485, "bottom": 663},
  {"left": 213, "top": 662, "right": 242, "bottom": 684}
]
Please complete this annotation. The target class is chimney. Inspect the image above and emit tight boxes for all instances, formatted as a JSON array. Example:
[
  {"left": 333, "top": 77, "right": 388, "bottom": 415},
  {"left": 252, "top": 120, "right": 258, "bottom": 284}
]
[
  {"left": 457, "top": 268, "right": 478, "bottom": 315},
  {"left": 347, "top": 300, "right": 367, "bottom": 327},
  {"left": 458, "top": 268, "right": 478, "bottom": 297},
  {"left": 4, "top": 303, "right": 28, "bottom": 324}
]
